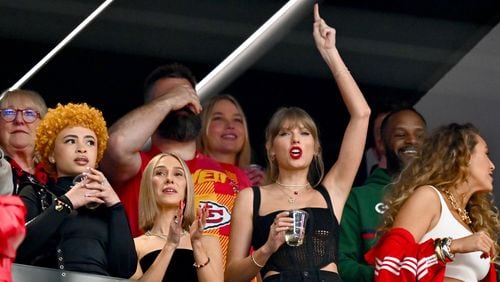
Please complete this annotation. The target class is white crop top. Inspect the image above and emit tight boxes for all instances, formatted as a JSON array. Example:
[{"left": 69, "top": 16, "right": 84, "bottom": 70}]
[{"left": 420, "top": 186, "right": 489, "bottom": 282}]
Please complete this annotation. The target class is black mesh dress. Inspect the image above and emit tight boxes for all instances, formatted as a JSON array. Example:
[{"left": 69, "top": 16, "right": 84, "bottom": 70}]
[{"left": 251, "top": 185, "right": 342, "bottom": 282}]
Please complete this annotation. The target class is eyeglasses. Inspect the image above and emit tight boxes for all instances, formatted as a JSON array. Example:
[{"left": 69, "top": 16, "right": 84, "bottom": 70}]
[{"left": 0, "top": 108, "right": 41, "bottom": 123}]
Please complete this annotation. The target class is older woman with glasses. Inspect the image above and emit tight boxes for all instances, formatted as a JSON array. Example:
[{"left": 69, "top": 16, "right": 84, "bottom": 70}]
[{"left": 0, "top": 89, "right": 48, "bottom": 195}]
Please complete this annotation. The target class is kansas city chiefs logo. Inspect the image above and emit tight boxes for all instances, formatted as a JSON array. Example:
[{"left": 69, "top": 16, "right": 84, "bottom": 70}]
[{"left": 200, "top": 200, "right": 231, "bottom": 230}]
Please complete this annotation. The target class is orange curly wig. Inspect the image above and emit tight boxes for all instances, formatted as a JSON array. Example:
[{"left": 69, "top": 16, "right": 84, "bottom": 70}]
[{"left": 35, "top": 103, "right": 108, "bottom": 176}]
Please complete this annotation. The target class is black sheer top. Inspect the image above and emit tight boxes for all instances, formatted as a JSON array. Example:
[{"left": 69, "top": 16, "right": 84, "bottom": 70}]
[
  {"left": 139, "top": 249, "right": 198, "bottom": 282},
  {"left": 16, "top": 177, "right": 137, "bottom": 278},
  {"left": 251, "top": 185, "right": 339, "bottom": 276}
]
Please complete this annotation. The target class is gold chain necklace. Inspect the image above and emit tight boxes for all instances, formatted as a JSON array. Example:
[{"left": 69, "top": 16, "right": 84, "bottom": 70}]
[
  {"left": 444, "top": 189, "right": 472, "bottom": 225},
  {"left": 145, "top": 230, "right": 186, "bottom": 240},
  {"left": 275, "top": 181, "right": 310, "bottom": 204},
  {"left": 275, "top": 180, "right": 310, "bottom": 189}
]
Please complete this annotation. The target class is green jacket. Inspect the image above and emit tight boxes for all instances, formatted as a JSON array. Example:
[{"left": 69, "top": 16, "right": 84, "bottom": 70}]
[{"left": 338, "top": 168, "right": 392, "bottom": 282}]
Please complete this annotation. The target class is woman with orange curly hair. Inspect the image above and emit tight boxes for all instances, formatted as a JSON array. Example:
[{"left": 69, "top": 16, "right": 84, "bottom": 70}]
[
  {"left": 16, "top": 103, "right": 137, "bottom": 278},
  {"left": 365, "top": 123, "right": 499, "bottom": 281}
]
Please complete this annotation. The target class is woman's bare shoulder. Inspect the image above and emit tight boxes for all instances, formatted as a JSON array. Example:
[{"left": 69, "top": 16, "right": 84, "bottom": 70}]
[{"left": 410, "top": 185, "right": 441, "bottom": 201}]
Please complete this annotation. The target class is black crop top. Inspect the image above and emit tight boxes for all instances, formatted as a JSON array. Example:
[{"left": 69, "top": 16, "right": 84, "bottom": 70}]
[
  {"left": 251, "top": 185, "right": 339, "bottom": 276},
  {"left": 140, "top": 249, "right": 198, "bottom": 282}
]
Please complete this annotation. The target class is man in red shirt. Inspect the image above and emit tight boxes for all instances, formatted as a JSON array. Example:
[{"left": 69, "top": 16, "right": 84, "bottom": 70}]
[{"left": 100, "top": 63, "right": 251, "bottom": 264}]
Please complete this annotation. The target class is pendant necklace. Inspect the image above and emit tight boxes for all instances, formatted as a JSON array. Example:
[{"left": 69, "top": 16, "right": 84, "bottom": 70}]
[
  {"left": 275, "top": 180, "right": 310, "bottom": 204},
  {"left": 444, "top": 189, "right": 472, "bottom": 225}
]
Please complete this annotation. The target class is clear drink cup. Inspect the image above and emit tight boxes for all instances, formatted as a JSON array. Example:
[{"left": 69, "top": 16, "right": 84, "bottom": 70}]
[{"left": 285, "top": 209, "right": 308, "bottom": 246}]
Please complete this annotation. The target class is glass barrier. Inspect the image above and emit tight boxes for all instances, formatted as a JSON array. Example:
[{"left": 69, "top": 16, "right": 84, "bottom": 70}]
[{"left": 12, "top": 263, "right": 132, "bottom": 282}]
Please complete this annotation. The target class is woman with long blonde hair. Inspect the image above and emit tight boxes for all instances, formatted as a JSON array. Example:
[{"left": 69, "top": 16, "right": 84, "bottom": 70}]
[
  {"left": 131, "top": 153, "right": 223, "bottom": 282},
  {"left": 197, "top": 94, "right": 263, "bottom": 187}
]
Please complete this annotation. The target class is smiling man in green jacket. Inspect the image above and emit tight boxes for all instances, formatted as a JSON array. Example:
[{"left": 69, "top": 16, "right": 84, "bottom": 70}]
[{"left": 338, "top": 108, "right": 427, "bottom": 282}]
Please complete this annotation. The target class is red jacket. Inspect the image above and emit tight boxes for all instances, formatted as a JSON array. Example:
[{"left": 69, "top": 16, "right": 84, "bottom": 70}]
[
  {"left": 365, "top": 228, "right": 496, "bottom": 282},
  {"left": 0, "top": 196, "right": 26, "bottom": 282}
]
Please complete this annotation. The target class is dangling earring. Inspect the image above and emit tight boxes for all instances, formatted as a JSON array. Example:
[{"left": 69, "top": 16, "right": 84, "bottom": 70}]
[{"left": 49, "top": 157, "right": 55, "bottom": 164}]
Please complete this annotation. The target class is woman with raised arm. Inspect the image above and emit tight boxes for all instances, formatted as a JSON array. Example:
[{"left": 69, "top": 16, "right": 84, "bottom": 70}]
[
  {"left": 225, "top": 4, "right": 370, "bottom": 282},
  {"left": 131, "top": 152, "right": 223, "bottom": 282}
]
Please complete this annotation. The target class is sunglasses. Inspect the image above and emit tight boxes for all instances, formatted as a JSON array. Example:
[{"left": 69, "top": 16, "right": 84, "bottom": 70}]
[{"left": 0, "top": 108, "right": 41, "bottom": 124}]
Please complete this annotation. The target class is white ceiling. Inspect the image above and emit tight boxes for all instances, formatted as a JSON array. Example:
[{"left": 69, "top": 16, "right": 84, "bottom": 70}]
[{"left": 417, "top": 22, "right": 500, "bottom": 203}]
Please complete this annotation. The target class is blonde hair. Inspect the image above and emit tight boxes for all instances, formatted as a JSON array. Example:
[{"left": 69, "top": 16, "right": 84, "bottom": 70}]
[
  {"left": 264, "top": 107, "right": 324, "bottom": 187},
  {"left": 35, "top": 103, "right": 108, "bottom": 177},
  {"left": 198, "top": 94, "right": 251, "bottom": 167},
  {"left": 382, "top": 123, "right": 500, "bottom": 258},
  {"left": 0, "top": 89, "right": 47, "bottom": 116},
  {"left": 139, "top": 153, "right": 196, "bottom": 233}
]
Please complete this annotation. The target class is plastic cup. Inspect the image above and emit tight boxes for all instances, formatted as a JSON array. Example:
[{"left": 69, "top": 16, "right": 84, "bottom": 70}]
[{"left": 285, "top": 209, "right": 308, "bottom": 246}]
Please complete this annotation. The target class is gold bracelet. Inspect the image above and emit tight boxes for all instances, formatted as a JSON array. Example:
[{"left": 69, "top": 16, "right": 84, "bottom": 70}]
[
  {"left": 250, "top": 252, "right": 264, "bottom": 268},
  {"left": 193, "top": 257, "right": 210, "bottom": 269}
]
